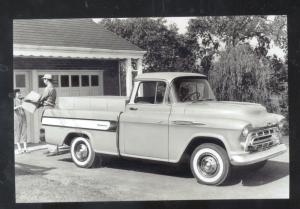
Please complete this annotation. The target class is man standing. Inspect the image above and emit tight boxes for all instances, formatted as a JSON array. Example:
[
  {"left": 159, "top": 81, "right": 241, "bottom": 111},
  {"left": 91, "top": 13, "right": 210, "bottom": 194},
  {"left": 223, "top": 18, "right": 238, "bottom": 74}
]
[
  {"left": 39, "top": 74, "right": 56, "bottom": 111},
  {"left": 38, "top": 74, "right": 56, "bottom": 149}
]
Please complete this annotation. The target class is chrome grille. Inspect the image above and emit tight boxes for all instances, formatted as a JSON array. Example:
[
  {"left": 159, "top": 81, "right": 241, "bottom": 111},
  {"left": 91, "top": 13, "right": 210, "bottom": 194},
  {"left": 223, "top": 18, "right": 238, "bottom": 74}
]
[{"left": 247, "top": 126, "right": 279, "bottom": 152}]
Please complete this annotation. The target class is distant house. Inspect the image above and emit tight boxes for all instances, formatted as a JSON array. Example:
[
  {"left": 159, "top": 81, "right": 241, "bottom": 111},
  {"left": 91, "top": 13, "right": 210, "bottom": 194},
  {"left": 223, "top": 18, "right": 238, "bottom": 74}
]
[{"left": 13, "top": 18, "right": 146, "bottom": 143}]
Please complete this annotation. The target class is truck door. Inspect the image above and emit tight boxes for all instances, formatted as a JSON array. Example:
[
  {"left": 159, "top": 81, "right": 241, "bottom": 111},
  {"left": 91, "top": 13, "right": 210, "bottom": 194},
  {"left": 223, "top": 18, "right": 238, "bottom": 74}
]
[{"left": 119, "top": 80, "right": 171, "bottom": 160}]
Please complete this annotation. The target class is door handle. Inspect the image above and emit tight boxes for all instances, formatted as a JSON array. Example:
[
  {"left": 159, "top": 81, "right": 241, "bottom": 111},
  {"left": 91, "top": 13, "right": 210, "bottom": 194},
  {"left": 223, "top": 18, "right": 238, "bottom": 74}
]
[{"left": 129, "top": 107, "right": 138, "bottom": 111}]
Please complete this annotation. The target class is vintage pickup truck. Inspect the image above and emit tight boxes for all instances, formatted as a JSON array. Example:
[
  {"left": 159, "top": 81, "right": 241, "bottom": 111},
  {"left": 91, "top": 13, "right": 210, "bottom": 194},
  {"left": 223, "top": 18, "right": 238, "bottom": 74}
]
[{"left": 42, "top": 72, "right": 287, "bottom": 185}]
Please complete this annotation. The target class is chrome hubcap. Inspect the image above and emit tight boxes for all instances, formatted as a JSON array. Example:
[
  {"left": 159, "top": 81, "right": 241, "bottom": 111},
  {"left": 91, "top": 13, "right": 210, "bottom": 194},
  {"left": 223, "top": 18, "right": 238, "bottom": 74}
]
[
  {"left": 75, "top": 143, "right": 89, "bottom": 161},
  {"left": 198, "top": 154, "right": 218, "bottom": 177}
]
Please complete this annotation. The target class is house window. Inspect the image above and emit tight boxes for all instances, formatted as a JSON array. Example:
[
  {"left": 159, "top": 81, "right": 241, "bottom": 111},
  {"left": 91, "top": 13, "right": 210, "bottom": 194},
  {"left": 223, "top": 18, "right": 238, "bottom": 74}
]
[
  {"left": 81, "top": 75, "right": 89, "bottom": 87},
  {"left": 91, "top": 75, "right": 99, "bottom": 86},
  {"left": 38, "top": 75, "right": 46, "bottom": 88},
  {"left": 61, "top": 75, "right": 69, "bottom": 87},
  {"left": 71, "top": 75, "right": 79, "bottom": 87},
  {"left": 15, "top": 74, "right": 26, "bottom": 88},
  {"left": 52, "top": 75, "right": 59, "bottom": 87}
]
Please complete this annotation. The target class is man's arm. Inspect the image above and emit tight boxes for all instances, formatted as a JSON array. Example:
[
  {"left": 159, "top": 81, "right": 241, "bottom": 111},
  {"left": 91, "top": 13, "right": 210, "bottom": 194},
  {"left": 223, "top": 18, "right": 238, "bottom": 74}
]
[{"left": 39, "top": 87, "right": 50, "bottom": 103}]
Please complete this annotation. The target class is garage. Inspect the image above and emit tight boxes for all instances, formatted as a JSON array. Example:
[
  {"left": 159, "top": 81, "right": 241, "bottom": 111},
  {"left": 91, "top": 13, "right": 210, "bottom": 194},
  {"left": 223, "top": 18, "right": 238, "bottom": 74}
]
[{"left": 13, "top": 18, "right": 146, "bottom": 143}]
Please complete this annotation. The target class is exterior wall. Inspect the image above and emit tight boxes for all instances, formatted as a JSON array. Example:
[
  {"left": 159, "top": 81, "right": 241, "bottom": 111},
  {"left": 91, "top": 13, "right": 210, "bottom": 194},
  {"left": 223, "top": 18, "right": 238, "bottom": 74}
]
[
  {"left": 14, "top": 57, "right": 120, "bottom": 95},
  {"left": 13, "top": 57, "right": 121, "bottom": 143}
]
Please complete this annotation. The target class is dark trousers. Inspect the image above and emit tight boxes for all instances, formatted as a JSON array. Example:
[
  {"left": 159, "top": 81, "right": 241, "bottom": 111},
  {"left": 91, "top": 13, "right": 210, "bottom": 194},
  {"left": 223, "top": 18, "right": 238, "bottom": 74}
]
[{"left": 40, "top": 105, "right": 54, "bottom": 142}]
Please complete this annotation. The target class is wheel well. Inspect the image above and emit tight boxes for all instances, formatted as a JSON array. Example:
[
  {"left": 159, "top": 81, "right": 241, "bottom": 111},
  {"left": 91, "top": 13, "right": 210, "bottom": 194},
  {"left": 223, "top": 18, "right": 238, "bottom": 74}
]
[
  {"left": 179, "top": 137, "right": 227, "bottom": 163},
  {"left": 64, "top": 133, "right": 90, "bottom": 146}
]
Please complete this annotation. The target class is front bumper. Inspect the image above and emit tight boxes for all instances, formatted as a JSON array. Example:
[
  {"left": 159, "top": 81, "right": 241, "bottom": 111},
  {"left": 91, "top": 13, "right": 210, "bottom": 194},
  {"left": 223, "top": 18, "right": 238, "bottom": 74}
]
[{"left": 230, "top": 144, "right": 287, "bottom": 166}]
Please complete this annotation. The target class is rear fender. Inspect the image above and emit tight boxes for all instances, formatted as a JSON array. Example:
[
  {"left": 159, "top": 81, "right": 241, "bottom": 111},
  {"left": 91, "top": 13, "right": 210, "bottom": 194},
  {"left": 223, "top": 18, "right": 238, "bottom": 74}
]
[{"left": 64, "top": 131, "right": 94, "bottom": 147}]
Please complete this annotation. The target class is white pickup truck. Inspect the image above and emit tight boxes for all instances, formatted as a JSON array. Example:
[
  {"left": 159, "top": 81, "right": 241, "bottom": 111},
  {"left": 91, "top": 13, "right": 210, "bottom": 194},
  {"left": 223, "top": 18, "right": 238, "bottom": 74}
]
[{"left": 42, "top": 72, "right": 287, "bottom": 185}]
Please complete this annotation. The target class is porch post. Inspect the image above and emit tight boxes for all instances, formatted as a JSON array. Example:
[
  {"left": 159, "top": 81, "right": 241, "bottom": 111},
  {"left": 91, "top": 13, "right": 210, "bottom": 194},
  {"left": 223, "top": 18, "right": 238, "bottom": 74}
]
[
  {"left": 125, "top": 58, "right": 132, "bottom": 96},
  {"left": 136, "top": 58, "right": 143, "bottom": 75}
]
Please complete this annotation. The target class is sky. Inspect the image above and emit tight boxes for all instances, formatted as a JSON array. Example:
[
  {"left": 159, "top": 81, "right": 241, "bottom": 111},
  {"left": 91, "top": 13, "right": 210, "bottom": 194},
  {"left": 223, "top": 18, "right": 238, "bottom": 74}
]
[
  {"left": 164, "top": 17, "right": 191, "bottom": 34},
  {"left": 93, "top": 17, "right": 191, "bottom": 34},
  {"left": 164, "top": 16, "right": 285, "bottom": 60},
  {"left": 93, "top": 16, "right": 286, "bottom": 60}
]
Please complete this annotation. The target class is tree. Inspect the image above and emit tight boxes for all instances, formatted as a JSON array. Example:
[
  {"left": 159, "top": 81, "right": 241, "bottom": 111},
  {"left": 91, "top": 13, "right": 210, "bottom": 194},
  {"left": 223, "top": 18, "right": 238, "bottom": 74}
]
[
  {"left": 187, "top": 16, "right": 287, "bottom": 74},
  {"left": 268, "top": 55, "right": 288, "bottom": 118},
  {"left": 101, "top": 18, "right": 199, "bottom": 72},
  {"left": 209, "top": 44, "right": 279, "bottom": 112},
  {"left": 268, "top": 16, "right": 287, "bottom": 54}
]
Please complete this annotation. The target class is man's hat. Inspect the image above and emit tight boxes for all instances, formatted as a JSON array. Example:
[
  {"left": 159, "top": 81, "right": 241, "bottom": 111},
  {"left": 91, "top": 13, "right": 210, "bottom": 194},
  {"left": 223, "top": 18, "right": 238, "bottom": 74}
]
[{"left": 42, "top": 74, "right": 53, "bottom": 80}]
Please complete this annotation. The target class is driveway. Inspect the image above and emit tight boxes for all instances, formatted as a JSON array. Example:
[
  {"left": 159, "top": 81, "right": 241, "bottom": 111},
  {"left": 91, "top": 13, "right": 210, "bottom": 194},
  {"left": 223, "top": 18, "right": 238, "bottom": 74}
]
[{"left": 15, "top": 136, "right": 289, "bottom": 202}]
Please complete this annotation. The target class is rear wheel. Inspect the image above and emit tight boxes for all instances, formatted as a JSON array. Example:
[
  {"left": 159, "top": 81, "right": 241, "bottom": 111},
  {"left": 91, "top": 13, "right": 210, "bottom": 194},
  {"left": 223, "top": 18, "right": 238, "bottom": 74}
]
[
  {"left": 70, "top": 137, "right": 97, "bottom": 168},
  {"left": 190, "top": 143, "right": 231, "bottom": 185}
]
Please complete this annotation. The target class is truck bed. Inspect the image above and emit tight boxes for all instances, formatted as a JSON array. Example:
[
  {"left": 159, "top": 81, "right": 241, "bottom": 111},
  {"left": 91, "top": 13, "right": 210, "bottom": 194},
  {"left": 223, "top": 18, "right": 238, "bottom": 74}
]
[
  {"left": 41, "top": 96, "right": 128, "bottom": 154},
  {"left": 56, "top": 96, "right": 128, "bottom": 112}
]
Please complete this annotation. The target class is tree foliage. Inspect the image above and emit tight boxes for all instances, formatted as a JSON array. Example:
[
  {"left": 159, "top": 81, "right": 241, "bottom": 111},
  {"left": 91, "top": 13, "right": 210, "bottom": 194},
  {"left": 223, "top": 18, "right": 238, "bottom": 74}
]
[
  {"left": 187, "top": 16, "right": 287, "bottom": 74},
  {"left": 209, "top": 45, "right": 272, "bottom": 106},
  {"left": 269, "top": 16, "right": 287, "bottom": 54},
  {"left": 101, "top": 18, "right": 199, "bottom": 72}
]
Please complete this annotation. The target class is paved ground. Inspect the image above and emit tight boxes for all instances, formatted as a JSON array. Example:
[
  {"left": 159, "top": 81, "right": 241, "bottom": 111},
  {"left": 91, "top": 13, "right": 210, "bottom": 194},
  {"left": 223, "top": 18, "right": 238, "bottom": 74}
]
[{"left": 15, "top": 137, "right": 289, "bottom": 202}]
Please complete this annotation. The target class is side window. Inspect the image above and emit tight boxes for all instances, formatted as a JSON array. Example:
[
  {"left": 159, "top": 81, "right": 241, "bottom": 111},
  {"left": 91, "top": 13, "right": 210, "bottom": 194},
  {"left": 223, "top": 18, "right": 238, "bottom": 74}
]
[
  {"left": 156, "top": 81, "right": 166, "bottom": 103},
  {"left": 134, "top": 81, "right": 166, "bottom": 104}
]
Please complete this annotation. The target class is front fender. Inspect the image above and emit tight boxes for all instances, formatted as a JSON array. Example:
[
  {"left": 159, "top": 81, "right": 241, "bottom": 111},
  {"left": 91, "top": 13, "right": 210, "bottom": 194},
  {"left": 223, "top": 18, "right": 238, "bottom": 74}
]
[
  {"left": 188, "top": 132, "right": 230, "bottom": 150},
  {"left": 169, "top": 131, "right": 233, "bottom": 163}
]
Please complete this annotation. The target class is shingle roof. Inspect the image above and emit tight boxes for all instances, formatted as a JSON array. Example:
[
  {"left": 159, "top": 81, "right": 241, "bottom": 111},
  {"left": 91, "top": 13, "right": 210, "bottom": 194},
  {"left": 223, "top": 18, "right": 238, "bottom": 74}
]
[{"left": 13, "top": 18, "right": 144, "bottom": 51}]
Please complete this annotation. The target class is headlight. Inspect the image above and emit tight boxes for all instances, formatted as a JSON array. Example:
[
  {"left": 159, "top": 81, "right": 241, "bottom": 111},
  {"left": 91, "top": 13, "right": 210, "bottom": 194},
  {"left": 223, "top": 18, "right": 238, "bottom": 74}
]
[{"left": 241, "top": 126, "right": 250, "bottom": 137}]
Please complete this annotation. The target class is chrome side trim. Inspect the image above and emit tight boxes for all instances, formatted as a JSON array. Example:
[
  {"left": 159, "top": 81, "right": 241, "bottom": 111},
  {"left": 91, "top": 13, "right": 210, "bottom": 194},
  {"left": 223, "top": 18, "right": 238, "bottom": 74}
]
[
  {"left": 172, "top": 120, "right": 205, "bottom": 126},
  {"left": 42, "top": 117, "right": 117, "bottom": 132}
]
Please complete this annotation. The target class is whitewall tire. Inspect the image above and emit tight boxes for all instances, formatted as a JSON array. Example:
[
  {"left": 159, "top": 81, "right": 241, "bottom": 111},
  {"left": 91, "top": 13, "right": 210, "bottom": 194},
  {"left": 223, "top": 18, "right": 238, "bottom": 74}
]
[
  {"left": 190, "top": 143, "right": 231, "bottom": 185},
  {"left": 70, "top": 137, "right": 96, "bottom": 168}
]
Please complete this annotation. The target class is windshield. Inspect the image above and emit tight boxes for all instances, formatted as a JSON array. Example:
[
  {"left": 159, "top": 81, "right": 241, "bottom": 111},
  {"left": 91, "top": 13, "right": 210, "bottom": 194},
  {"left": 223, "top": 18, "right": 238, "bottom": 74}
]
[{"left": 171, "top": 77, "right": 216, "bottom": 103}]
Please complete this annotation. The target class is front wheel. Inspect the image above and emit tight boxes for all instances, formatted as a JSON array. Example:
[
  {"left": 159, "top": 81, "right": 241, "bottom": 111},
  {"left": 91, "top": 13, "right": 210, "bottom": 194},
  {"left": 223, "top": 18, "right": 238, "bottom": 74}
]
[
  {"left": 70, "top": 137, "right": 96, "bottom": 168},
  {"left": 190, "top": 143, "right": 231, "bottom": 185}
]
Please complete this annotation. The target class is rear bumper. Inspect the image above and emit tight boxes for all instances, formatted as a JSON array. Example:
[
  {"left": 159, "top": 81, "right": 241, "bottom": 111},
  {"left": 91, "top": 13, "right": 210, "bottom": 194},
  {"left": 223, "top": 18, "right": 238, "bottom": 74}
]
[{"left": 230, "top": 144, "right": 287, "bottom": 166}]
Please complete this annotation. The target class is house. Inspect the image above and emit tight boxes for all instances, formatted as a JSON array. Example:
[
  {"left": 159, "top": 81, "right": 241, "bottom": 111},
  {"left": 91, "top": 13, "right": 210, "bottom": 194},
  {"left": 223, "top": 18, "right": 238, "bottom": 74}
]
[{"left": 13, "top": 18, "right": 146, "bottom": 143}]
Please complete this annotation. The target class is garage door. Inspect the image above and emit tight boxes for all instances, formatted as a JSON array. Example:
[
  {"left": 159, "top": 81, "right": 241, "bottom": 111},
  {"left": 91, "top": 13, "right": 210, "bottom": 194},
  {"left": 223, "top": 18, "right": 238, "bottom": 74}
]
[
  {"left": 35, "top": 70, "right": 103, "bottom": 143},
  {"left": 37, "top": 70, "right": 104, "bottom": 97}
]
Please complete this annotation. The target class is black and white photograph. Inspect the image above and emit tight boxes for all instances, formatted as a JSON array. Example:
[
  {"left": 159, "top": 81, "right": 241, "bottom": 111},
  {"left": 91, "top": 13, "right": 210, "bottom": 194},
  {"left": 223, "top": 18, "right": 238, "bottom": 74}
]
[{"left": 13, "top": 16, "right": 289, "bottom": 202}]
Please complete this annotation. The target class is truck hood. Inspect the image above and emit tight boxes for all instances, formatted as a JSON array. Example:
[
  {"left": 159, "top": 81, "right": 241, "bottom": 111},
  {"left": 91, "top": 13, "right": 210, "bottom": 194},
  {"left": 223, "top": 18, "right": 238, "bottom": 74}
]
[{"left": 184, "top": 101, "right": 281, "bottom": 127}]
